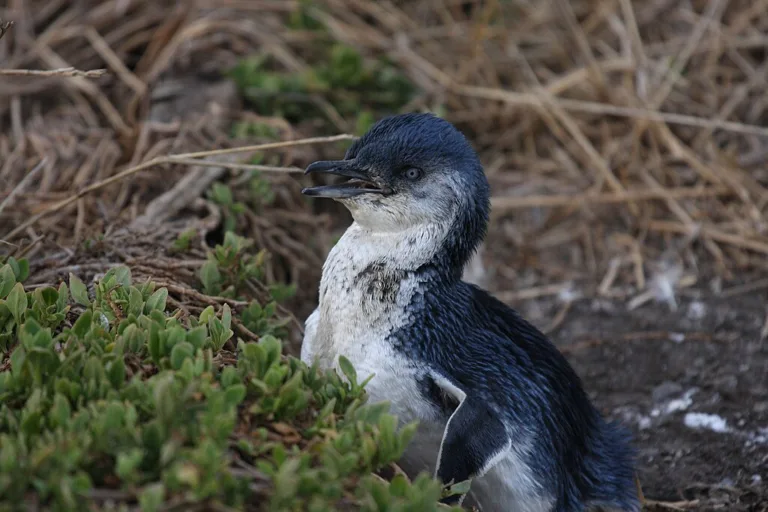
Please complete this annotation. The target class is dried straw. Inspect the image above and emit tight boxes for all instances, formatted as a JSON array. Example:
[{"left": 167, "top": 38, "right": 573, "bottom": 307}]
[{"left": 2, "top": 0, "right": 768, "bottom": 340}]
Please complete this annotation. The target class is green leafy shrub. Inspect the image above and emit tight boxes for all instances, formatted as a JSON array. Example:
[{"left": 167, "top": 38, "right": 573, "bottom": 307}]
[
  {"left": 199, "top": 232, "right": 265, "bottom": 298},
  {"left": 207, "top": 172, "right": 276, "bottom": 235},
  {"left": 286, "top": 0, "right": 325, "bottom": 31},
  {"left": 0, "top": 265, "right": 463, "bottom": 511},
  {"left": 229, "top": 43, "right": 415, "bottom": 133},
  {"left": 197, "top": 233, "right": 293, "bottom": 340},
  {"left": 170, "top": 228, "right": 198, "bottom": 254}
]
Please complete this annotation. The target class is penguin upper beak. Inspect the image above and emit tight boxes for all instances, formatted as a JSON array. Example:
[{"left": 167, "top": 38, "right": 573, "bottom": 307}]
[{"left": 301, "top": 160, "right": 390, "bottom": 198}]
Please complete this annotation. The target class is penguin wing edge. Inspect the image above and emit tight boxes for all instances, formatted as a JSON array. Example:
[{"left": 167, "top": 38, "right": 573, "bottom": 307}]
[{"left": 434, "top": 388, "right": 511, "bottom": 504}]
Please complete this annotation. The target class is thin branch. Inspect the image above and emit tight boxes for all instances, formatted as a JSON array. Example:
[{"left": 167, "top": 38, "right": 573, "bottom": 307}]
[
  {"left": 0, "top": 20, "right": 12, "bottom": 41},
  {"left": 496, "top": 283, "right": 571, "bottom": 302},
  {"left": 0, "top": 67, "right": 107, "bottom": 78},
  {"left": 84, "top": 27, "right": 146, "bottom": 94},
  {"left": 165, "top": 158, "right": 304, "bottom": 173},
  {"left": 490, "top": 186, "right": 732, "bottom": 212},
  {"left": 646, "top": 220, "right": 768, "bottom": 255},
  {"left": 0, "top": 158, "right": 47, "bottom": 216},
  {"left": 170, "top": 133, "right": 356, "bottom": 160},
  {"left": 2, "top": 134, "right": 356, "bottom": 241}
]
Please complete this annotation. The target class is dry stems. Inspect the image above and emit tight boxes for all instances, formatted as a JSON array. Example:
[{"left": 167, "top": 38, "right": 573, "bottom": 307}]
[
  {"left": 2, "top": 0, "right": 768, "bottom": 335},
  {"left": 0, "top": 19, "right": 13, "bottom": 40},
  {"left": 0, "top": 67, "right": 107, "bottom": 77}
]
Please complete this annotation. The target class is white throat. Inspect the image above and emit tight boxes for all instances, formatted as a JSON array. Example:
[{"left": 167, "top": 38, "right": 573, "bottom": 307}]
[{"left": 324, "top": 220, "right": 450, "bottom": 279}]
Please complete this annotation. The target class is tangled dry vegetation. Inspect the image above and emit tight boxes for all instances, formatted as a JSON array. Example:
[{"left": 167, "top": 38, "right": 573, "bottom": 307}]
[
  {"left": 3, "top": 0, "right": 768, "bottom": 324},
  {"left": 2, "top": 0, "right": 768, "bottom": 510}
]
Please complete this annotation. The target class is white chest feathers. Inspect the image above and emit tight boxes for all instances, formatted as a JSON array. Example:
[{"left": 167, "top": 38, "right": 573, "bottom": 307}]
[{"left": 300, "top": 221, "right": 444, "bottom": 421}]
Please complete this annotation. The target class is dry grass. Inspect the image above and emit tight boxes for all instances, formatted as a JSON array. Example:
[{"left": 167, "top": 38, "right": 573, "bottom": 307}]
[{"left": 2, "top": 0, "right": 768, "bottom": 336}]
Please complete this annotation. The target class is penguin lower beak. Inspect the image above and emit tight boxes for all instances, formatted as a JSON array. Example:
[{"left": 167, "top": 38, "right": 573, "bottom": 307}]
[{"left": 302, "top": 160, "right": 390, "bottom": 198}]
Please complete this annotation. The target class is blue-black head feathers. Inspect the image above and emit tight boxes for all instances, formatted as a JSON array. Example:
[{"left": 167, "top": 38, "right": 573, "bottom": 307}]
[{"left": 303, "top": 112, "right": 490, "bottom": 276}]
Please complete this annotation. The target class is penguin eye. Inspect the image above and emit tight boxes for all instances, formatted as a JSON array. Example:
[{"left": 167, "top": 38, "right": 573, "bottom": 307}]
[{"left": 404, "top": 167, "right": 423, "bottom": 180}]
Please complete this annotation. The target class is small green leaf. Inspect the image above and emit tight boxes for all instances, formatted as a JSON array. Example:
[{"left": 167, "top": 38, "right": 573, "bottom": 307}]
[
  {"left": 0, "top": 265, "right": 15, "bottom": 298},
  {"left": 6, "top": 257, "right": 19, "bottom": 278},
  {"left": 10, "top": 346, "right": 26, "bottom": 378},
  {"left": 123, "top": 323, "right": 145, "bottom": 353},
  {"left": 153, "top": 374, "right": 177, "bottom": 424},
  {"left": 399, "top": 420, "right": 419, "bottom": 452},
  {"left": 69, "top": 273, "right": 89, "bottom": 306},
  {"left": 209, "top": 182, "right": 234, "bottom": 205},
  {"left": 185, "top": 325, "right": 207, "bottom": 350},
  {"left": 0, "top": 442, "right": 17, "bottom": 472},
  {"left": 16, "top": 258, "right": 29, "bottom": 283},
  {"left": 221, "top": 303, "right": 232, "bottom": 330},
  {"left": 337, "top": 355, "right": 357, "bottom": 386},
  {"left": 220, "top": 366, "right": 240, "bottom": 388},
  {"left": 72, "top": 311, "right": 93, "bottom": 338},
  {"left": 444, "top": 479, "right": 472, "bottom": 498},
  {"left": 149, "top": 309, "right": 165, "bottom": 325},
  {"left": 138, "top": 483, "right": 165, "bottom": 512},
  {"left": 38, "top": 287, "right": 58, "bottom": 307},
  {"left": 106, "top": 358, "right": 126, "bottom": 388},
  {"left": 170, "top": 342, "right": 194, "bottom": 370},
  {"left": 165, "top": 326, "right": 185, "bottom": 350},
  {"left": 225, "top": 384, "right": 246, "bottom": 406},
  {"left": 6, "top": 282, "right": 27, "bottom": 325},
  {"left": 199, "top": 261, "right": 221, "bottom": 293},
  {"left": 268, "top": 283, "right": 297, "bottom": 303},
  {"left": 50, "top": 393, "right": 72, "bottom": 428},
  {"left": 56, "top": 282, "right": 68, "bottom": 311},
  {"left": 171, "top": 229, "right": 196, "bottom": 253},
  {"left": 148, "top": 323, "right": 162, "bottom": 362},
  {"left": 128, "top": 286, "right": 144, "bottom": 317},
  {"left": 111, "top": 266, "right": 132, "bottom": 288},
  {"left": 29, "top": 324, "right": 53, "bottom": 350},
  {"left": 261, "top": 335, "right": 282, "bottom": 364},
  {"left": 199, "top": 305, "right": 215, "bottom": 324},
  {"left": 145, "top": 287, "right": 168, "bottom": 313},
  {"left": 116, "top": 448, "right": 144, "bottom": 483}
]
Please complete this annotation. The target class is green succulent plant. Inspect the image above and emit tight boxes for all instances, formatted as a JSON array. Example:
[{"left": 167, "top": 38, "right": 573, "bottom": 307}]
[{"left": 0, "top": 262, "right": 465, "bottom": 511}]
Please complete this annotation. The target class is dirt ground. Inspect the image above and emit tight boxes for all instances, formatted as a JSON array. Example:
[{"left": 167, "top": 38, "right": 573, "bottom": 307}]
[{"left": 488, "top": 275, "right": 768, "bottom": 511}]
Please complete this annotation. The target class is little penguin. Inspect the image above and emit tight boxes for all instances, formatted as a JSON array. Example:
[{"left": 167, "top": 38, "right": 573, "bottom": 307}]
[{"left": 300, "top": 112, "right": 640, "bottom": 512}]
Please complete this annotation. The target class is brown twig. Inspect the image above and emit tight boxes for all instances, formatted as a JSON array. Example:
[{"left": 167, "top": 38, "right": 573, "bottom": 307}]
[
  {"left": 0, "top": 158, "right": 47, "bottom": 217},
  {"left": 0, "top": 67, "right": 107, "bottom": 78},
  {"left": 641, "top": 498, "right": 701, "bottom": 511},
  {"left": 165, "top": 158, "right": 304, "bottom": 173},
  {"left": 0, "top": 20, "right": 13, "bottom": 41},
  {"left": 496, "top": 283, "right": 571, "bottom": 302},
  {"left": 490, "top": 186, "right": 732, "bottom": 212}
]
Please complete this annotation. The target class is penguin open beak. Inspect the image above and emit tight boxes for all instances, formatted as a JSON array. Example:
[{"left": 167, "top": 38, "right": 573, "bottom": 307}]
[{"left": 301, "top": 160, "right": 390, "bottom": 198}]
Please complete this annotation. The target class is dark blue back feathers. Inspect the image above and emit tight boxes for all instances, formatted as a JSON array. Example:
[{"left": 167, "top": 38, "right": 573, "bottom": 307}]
[{"left": 392, "top": 278, "right": 639, "bottom": 510}]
